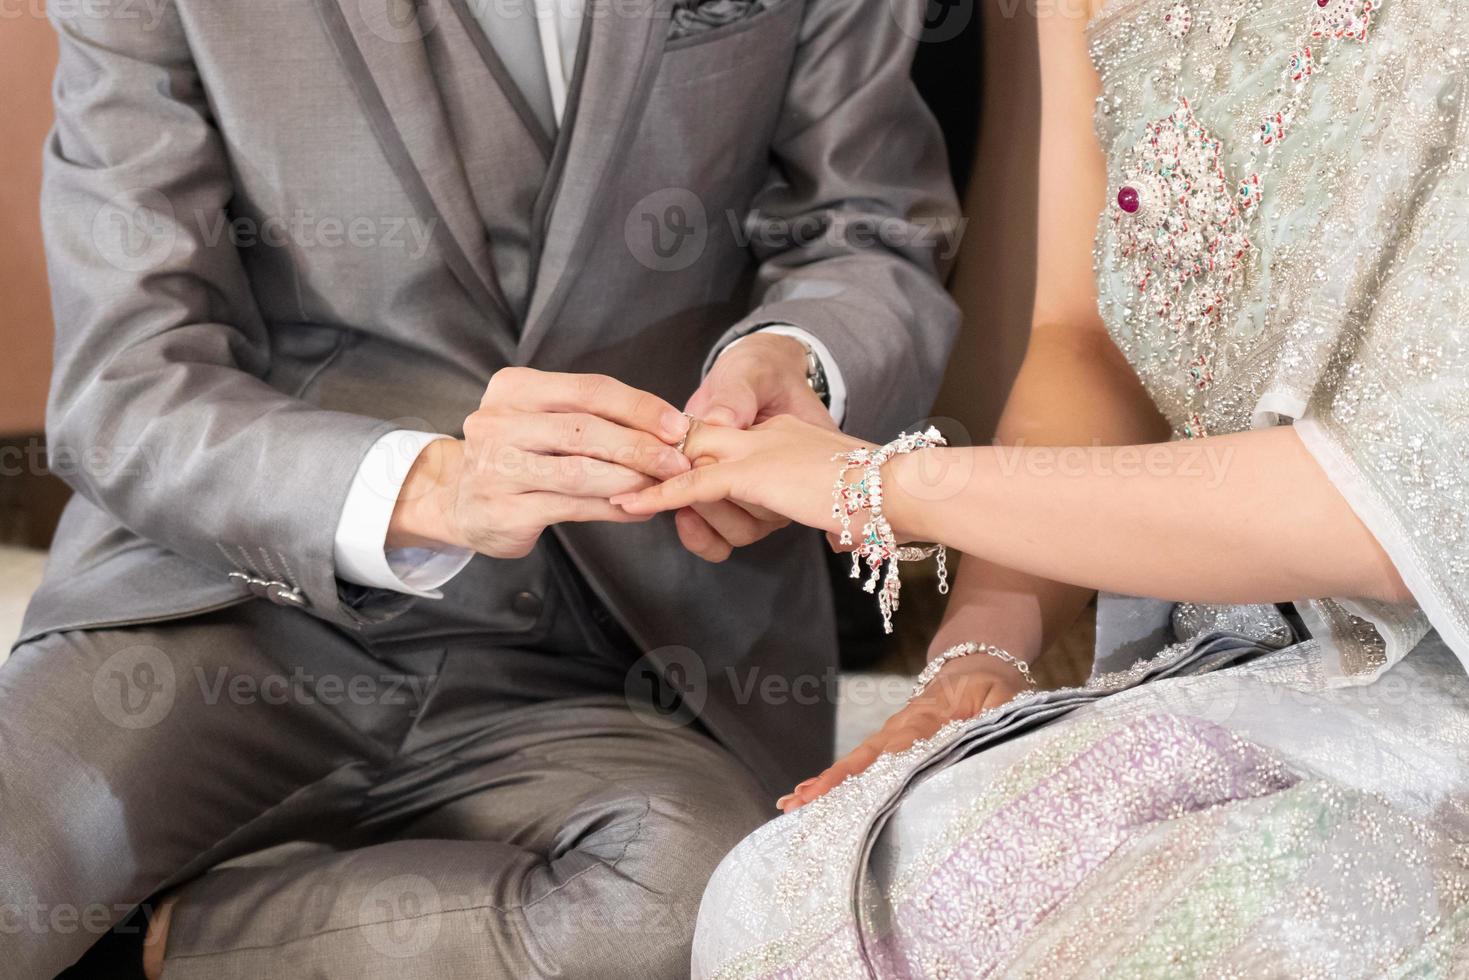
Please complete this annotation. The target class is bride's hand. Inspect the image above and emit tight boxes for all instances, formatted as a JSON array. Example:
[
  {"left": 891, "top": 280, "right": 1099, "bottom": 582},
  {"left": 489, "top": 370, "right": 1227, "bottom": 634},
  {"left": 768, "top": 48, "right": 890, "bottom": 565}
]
[
  {"left": 776, "top": 655, "right": 1030, "bottom": 813},
  {"left": 611, "top": 414, "right": 871, "bottom": 532}
]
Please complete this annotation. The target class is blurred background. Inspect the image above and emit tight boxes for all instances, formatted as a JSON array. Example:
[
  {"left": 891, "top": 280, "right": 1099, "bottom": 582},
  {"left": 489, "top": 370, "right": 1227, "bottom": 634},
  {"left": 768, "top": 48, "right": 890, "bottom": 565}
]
[
  {"left": 1, "top": 9, "right": 63, "bottom": 543},
  {"left": 0, "top": 0, "right": 1088, "bottom": 682}
]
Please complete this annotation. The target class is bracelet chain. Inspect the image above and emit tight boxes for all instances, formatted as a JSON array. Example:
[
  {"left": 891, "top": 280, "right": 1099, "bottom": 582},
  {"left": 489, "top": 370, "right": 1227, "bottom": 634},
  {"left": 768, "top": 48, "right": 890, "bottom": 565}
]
[{"left": 909, "top": 641, "right": 1037, "bottom": 702}]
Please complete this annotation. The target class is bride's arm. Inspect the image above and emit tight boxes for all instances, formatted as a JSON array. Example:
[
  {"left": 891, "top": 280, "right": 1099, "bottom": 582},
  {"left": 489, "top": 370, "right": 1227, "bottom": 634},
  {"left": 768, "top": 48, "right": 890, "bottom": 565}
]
[
  {"left": 925, "top": 331, "right": 1166, "bottom": 676},
  {"left": 931, "top": 0, "right": 1171, "bottom": 666},
  {"left": 884, "top": 427, "right": 1410, "bottom": 606}
]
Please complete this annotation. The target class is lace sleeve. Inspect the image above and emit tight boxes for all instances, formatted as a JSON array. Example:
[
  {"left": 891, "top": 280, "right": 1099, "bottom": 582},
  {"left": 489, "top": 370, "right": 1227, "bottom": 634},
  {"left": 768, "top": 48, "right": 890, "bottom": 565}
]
[{"left": 1296, "top": 142, "right": 1469, "bottom": 670}]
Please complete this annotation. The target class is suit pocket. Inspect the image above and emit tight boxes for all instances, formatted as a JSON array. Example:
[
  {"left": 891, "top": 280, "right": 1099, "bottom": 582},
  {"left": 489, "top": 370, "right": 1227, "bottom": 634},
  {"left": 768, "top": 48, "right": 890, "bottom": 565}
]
[
  {"left": 666, "top": 0, "right": 784, "bottom": 46},
  {"left": 657, "top": 0, "right": 802, "bottom": 85}
]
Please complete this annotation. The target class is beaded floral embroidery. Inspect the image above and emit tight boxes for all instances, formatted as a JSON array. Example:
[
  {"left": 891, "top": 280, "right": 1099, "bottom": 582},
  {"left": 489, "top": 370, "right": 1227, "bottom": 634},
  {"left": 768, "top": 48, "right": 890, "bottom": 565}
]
[
  {"left": 1108, "top": 0, "right": 1381, "bottom": 438},
  {"left": 1308, "top": 0, "right": 1374, "bottom": 40},
  {"left": 1113, "top": 99, "right": 1251, "bottom": 436}
]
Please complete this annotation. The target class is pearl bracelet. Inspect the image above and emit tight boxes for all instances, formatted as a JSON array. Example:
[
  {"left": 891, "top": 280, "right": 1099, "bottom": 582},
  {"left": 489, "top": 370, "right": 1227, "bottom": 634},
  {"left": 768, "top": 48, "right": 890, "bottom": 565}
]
[
  {"left": 831, "top": 427, "right": 949, "bottom": 634},
  {"left": 909, "top": 641, "right": 1036, "bottom": 702}
]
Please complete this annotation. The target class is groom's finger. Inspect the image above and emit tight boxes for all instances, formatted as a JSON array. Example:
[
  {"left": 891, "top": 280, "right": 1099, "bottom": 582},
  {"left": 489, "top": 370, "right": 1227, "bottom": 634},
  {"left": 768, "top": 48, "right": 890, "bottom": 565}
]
[
  {"left": 742, "top": 501, "right": 785, "bottom": 523},
  {"left": 510, "top": 412, "right": 690, "bottom": 481},
  {"left": 691, "top": 499, "right": 781, "bottom": 550},
  {"left": 686, "top": 372, "right": 759, "bottom": 429},
  {"left": 674, "top": 508, "right": 733, "bottom": 563},
  {"left": 677, "top": 419, "right": 751, "bottom": 463},
  {"left": 486, "top": 368, "right": 689, "bottom": 443},
  {"left": 510, "top": 453, "right": 657, "bottom": 498},
  {"left": 678, "top": 500, "right": 788, "bottom": 563}
]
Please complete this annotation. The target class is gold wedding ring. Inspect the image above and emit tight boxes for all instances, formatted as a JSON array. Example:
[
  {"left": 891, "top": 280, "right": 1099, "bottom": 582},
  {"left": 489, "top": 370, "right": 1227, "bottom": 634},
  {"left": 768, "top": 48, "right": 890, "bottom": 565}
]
[{"left": 675, "top": 413, "right": 701, "bottom": 457}]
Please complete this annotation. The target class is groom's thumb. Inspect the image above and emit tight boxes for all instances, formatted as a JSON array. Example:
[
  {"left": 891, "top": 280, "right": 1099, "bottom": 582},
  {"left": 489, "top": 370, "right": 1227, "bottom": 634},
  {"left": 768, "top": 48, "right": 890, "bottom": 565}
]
[
  {"left": 703, "top": 403, "right": 742, "bottom": 427},
  {"left": 688, "top": 377, "right": 758, "bottom": 429}
]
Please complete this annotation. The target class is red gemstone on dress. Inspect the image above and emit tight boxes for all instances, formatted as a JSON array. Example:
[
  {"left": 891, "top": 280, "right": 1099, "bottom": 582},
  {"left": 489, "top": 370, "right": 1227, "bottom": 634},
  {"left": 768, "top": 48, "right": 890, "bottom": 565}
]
[
  {"left": 1117, "top": 186, "right": 1141, "bottom": 214},
  {"left": 1317, "top": 0, "right": 1329, "bottom": 7}
]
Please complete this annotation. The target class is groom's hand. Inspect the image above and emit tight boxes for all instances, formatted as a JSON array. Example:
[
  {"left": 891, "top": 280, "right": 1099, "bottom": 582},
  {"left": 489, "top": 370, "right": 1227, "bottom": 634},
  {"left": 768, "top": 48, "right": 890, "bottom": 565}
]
[
  {"left": 679, "top": 333, "right": 836, "bottom": 562},
  {"left": 387, "top": 368, "right": 692, "bottom": 559}
]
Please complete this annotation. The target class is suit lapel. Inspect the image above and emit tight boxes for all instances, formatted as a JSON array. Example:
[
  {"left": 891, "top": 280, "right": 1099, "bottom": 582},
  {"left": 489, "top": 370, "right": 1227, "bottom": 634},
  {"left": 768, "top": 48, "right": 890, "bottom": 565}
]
[
  {"left": 314, "top": 0, "right": 517, "bottom": 359},
  {"left": 439, "top": 0, "right": 557, "bottom": 160},
  {"left": 518, "top": 0, "right": 674, "bottom": 362}
]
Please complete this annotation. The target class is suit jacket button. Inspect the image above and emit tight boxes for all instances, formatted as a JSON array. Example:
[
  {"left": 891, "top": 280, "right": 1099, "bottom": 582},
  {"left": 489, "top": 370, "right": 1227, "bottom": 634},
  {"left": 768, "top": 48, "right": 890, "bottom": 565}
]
[
  {"left": 511, "top": 590, "right": 543, "bottom": 618},
  {"left": 230, "top": 571, "right": 269, "bottom": 598}
]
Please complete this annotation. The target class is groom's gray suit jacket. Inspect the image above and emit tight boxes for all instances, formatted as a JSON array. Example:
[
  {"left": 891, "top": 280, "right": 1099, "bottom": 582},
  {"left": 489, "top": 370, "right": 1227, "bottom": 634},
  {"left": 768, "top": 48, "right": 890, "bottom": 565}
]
[{"left": 27, "top": 0, "right": 960, "bottom": 790}]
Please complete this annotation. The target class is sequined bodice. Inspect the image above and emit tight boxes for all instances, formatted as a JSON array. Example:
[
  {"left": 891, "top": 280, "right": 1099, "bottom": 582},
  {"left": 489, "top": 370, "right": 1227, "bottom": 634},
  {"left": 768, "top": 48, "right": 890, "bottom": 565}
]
[
  {"left": 1090, "top": 0, "right": 1460, "bottom": 436},
  {"left": 1089, "top": 0, "right": 1469, "bottom": 672}
]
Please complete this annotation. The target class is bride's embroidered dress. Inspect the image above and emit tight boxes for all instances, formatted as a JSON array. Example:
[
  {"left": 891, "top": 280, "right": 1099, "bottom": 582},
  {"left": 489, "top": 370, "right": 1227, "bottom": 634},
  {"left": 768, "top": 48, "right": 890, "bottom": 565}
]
[{"left": 691, "top": 0, "right": 1469, "bottom": 974}]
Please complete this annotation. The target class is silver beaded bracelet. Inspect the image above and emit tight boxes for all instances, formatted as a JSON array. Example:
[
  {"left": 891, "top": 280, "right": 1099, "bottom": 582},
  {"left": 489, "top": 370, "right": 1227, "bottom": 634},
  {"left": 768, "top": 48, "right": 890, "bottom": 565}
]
[
  {"left": 909, "top": 641, "right": 1036, "bottom": 702},
  {"left": 831, "top": 427, "right": 949, "bottom": 635}
]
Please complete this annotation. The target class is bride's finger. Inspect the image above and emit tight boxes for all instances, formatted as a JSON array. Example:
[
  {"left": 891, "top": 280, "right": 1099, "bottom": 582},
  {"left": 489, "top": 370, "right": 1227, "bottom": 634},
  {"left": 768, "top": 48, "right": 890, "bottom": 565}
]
[
  {"left": 790, "top": 714, "right": 940, "bottom": 810},
  {"left": 678, "top": 418, "right": 757, "bottom": 462},
  {"left": 784, "top": 741, "right": 881, "bottom": 811},
  {"left": 687, "top": 455, "right": 786, "bottom": 535},
  {"left": 610, "top": 463, "right": 736, "bottom": 514}
]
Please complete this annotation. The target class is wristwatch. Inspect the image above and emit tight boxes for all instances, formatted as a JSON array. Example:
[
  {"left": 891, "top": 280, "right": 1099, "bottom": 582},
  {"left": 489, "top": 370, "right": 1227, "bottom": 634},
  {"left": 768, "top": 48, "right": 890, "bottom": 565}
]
[{"left": 794, "top": 337, "right": 831, "bottom": 408}]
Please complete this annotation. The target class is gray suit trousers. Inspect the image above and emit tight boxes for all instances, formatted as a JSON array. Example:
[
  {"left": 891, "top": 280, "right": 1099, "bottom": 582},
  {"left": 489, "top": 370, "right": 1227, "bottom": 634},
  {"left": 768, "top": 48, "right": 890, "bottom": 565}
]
[{"left": 1, "top": 585, "right": 768, "bottom": 978}]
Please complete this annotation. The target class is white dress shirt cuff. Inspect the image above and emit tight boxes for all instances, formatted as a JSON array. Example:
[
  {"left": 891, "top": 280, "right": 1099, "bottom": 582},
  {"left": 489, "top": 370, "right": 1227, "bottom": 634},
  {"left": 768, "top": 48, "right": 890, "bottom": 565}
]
[
  {"left": 715, "top": 324, "right": 848, "bottom": 425},
  {"left": 333, "top": 430, "right": 474, "bottom": 598}
]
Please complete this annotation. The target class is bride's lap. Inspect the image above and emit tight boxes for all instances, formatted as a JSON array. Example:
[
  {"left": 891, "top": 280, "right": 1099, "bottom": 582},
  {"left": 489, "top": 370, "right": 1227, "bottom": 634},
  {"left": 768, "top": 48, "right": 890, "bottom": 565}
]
[
  {"left": 693, "top": 638, "right": 1469, "bottom": 977},
  {"left": 1087, "top": 634, "right": 1469, "bottom": 827}
]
